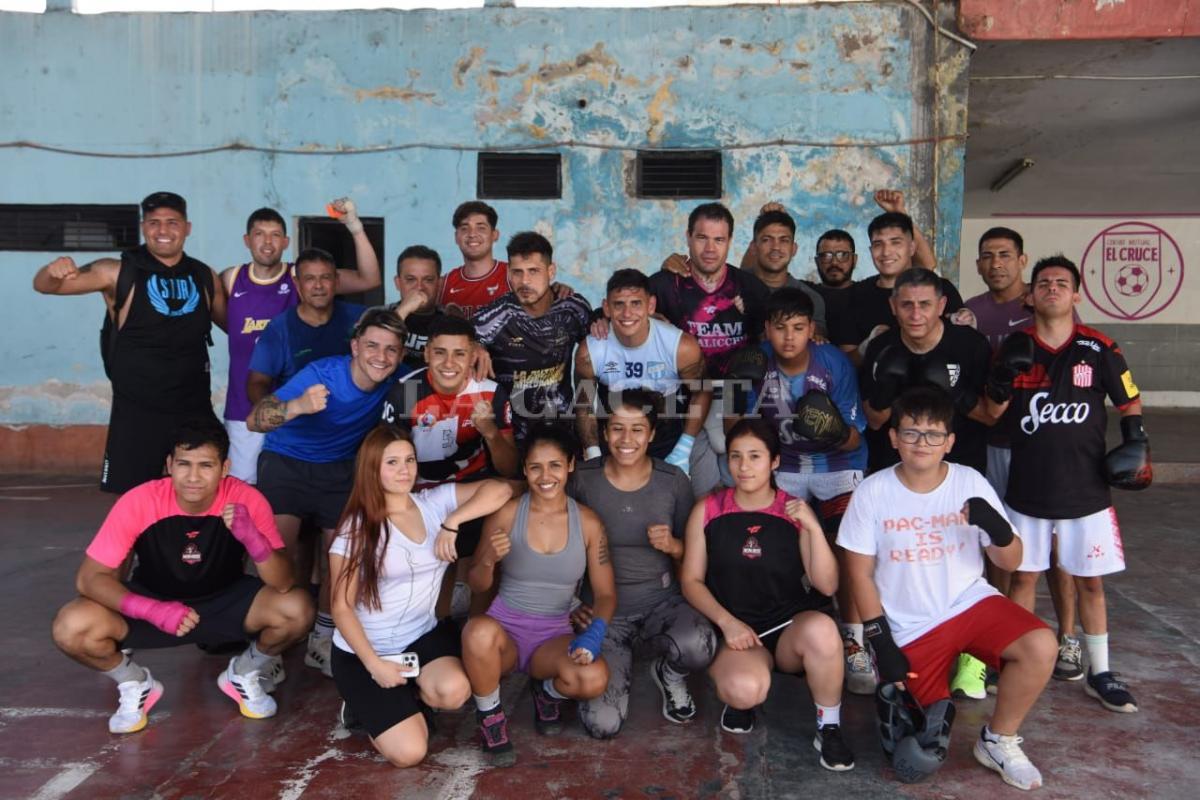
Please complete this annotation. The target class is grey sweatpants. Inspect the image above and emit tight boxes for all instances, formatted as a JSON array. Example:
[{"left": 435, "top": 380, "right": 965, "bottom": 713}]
[{"left": 579, "top": 593, "right": 716, "bottom": 739}]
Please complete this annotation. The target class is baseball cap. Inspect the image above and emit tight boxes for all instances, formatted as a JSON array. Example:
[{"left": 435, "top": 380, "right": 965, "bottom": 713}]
[{"left": 141, "top": 191, "right": 188, "bottom": 218}]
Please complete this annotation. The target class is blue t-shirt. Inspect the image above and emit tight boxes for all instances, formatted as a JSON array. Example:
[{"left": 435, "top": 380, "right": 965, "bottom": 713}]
[
  {"left": 248, "top": 302, "right": 366, "bottom": 387},
  {"left": 263, "top": 355, "right": 399, "bottom": 463},
  {"left": 748, "top": 341, "right": 868, "bottom": 473}
]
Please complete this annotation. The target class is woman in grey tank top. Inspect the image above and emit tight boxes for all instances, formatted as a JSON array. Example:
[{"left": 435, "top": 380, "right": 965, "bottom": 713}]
[{"left": 460, "top": 424, "right": 616, "bottom": 767}]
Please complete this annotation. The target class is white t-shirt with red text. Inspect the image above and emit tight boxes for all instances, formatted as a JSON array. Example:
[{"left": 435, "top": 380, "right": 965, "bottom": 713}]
[{"left": 837, "top": 463, "right": 1016, "bottom": 646}]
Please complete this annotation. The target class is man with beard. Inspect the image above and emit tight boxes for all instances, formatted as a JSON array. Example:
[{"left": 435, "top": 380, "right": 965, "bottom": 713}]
[
  {"left": 222, "top": 200, "right": 380, "bottom": 483},
  {"left": 474, "top": 232, "right": 592, "bottom": 440}
]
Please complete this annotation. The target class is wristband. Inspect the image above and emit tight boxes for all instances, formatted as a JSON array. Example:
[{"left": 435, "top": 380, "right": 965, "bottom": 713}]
[
  {"left": 665, "top": 434, "right": 695, "bottom": 471},
  {"left": 120, "top": 593, "right": 193, "bottom": 636},
  {"left": 440, "top": 522, "right": 459, "bottom": 534},
  {"left": 227, "top": 503, "right": 275, "bottom": 563},
  {"left": 569, "top": 617, "right": 607, "bottom": 660},
  {"left": 584, "top": 446, "right": 602, "bottom": 461},
  {"left": 965, "top": 497, "right": 1014, "bottom": 548},
  {"left": 864, "top": 615, "right": 910, "bottom": 684}
]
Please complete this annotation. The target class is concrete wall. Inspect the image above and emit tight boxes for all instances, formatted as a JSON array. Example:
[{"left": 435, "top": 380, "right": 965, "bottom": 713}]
[{"left": 1, "top": 2, "right": 969, "bottom": 429}]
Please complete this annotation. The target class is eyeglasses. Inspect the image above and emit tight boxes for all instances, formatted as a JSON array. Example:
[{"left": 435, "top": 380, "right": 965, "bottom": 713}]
[
  {"left": 897, "top": 428, "right": 949, "bottom": 446},
  {"left": 815, "top": 251, "right": 853, "bottom": 264}
]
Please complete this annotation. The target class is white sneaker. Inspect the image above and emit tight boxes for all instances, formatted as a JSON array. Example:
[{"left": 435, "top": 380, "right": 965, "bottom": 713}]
[
  {"left": 108, "top": 669, "right": 164, "bottom": 734},
  {"left": 218, "top": 657, "right": 277, "bottom": 719},
  {"left": 845, "top": 642, "right": 876, "bottom": 696},
  {"left": 305, "top": 631, "right": 333, "bottom": 678},
  {"left": 973, "top": 727, "right": 1043, "bottom": 791},
  {"left": 259, "top": 654, "right": 286, "bottom": 694}
]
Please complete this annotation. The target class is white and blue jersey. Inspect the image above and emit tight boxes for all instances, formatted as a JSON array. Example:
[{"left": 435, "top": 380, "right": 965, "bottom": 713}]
[
  {"left": 587, "top": 318, "right": 688, "bottom": 458},
  {"left": 748, "top": 342, "right": 867, "bottom": 474}
]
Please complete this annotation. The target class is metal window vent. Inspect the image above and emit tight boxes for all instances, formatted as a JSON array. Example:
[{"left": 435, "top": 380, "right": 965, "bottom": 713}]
[
  {"left": 636, "top": 151, "right": 723, "bottom": 199},
  {"left": 477, "top": 152, "right": 562, "bottom": 199},
  {"left": 0, "top": 204, "right": 140, "bottom": 252}
]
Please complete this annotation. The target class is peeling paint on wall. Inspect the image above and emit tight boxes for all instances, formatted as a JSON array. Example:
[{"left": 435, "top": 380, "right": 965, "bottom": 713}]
[{"left": 0, "top": 3, "right": 968, "bottom": 425}]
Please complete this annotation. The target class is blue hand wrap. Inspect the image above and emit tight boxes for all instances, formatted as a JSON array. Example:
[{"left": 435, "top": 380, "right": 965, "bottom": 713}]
[{"left": 569, "top": 617, "right": 608, "bottom": 659}]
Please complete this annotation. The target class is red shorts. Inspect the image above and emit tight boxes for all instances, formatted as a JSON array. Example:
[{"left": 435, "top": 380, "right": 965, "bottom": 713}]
[{"left": 901, "top": 595, "right": 1048, "bottom": 706}]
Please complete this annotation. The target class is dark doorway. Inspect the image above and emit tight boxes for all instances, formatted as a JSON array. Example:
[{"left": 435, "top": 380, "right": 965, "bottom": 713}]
[{"left": 296, "top": 216, "right": 386, "bottom": 307}]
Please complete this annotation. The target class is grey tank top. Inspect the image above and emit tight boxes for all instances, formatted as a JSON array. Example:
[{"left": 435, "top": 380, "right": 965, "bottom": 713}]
[{"left": 498, "top": 493, "right": 587, "bottom": 616}]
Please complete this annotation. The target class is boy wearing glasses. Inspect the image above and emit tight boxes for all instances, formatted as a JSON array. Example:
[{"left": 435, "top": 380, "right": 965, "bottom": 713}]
[{"left": 838, "top": 386, "right": 1056, "bottom": 791}]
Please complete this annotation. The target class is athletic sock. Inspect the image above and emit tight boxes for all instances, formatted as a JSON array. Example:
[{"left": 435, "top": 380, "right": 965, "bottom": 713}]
[
  {"left": 314, "top": 613, "right": 335, "bottom": 638},
  {"left": 474, "top": 688, "right": 501, "bottom": 713},
  {"left": 816, "top": 703, "right": 841, "bottom": 729},
  {"left": 543, "top": 678, "right": 568, "bottom": 700},
  {"left": 839, "top": 623, "right": 864, "bottom": 647},
  {"left": 1083, "top": 632, "right": 1110, "bottom": 674},
  {"left": 103, "top": 654, "right": 147, "bottom": 685},
  {"left": 234, "top": 641, "right": 274, "bottom": 676}
]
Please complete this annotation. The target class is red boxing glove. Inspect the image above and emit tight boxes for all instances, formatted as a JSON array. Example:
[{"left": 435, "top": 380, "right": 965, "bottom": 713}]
[
  {"left": 227, "top": 503, "right": 275, "bottom": 563},
  {"left": 120, "top": 593, "right": 192, "bottom": 636}
]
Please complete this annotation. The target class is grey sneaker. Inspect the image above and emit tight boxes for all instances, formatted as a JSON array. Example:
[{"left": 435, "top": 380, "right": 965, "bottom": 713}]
[{"left": 1053, "top": 635, "right": 1084, "bottom": 681}]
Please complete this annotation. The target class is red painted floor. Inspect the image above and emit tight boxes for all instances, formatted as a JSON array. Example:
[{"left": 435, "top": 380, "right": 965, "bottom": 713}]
[{"left": 1, "top": 473, "right": 1197, "bottom": 799}]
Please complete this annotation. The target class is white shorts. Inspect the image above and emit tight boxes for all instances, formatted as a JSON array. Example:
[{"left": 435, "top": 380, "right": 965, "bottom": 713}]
[
  {"left": 776, "top": 470, "right": 863, "bottom": 503},
  {"left": 225, "top": 419, "right": 265, "bottom": 484},
  {"left": 1005, "top": 505, "right": 1125, "bottom": 577},
  {"left": 985, "top": 445, "right": 1010, "bottom": 499}
]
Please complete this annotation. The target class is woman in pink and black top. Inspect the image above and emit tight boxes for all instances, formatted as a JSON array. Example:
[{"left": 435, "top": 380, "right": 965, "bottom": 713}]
[{"left": 680, "top": 418, "right": 855, "bottom": 772}]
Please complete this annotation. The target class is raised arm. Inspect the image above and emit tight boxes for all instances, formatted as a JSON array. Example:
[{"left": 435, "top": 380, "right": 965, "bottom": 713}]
[
  {"left": 246, "top": 383, "right": 329, "bottom": 433},
  {"left": 786, "top": 498, "right": 838, "bottom": 596},
  {"left": 328, "top": 198, "right": 382, "bottom": 294},
  {"left": 467, "top": 500, "right": 517, "bottom": 593},
  {"left": 677, "top": 334, "right": 711, "bottom": 439},
  {"left": 33, "top": 256, "right": 119, "bottom": 298}
]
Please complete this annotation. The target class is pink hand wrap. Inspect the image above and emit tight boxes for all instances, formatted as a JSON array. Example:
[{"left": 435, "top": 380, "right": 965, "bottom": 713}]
[
  {"left": 120, "top": 593, "right": 192, "bottom": 636},
  {"left": 228, "top": 503, "right": 274, "bottom": 563}
]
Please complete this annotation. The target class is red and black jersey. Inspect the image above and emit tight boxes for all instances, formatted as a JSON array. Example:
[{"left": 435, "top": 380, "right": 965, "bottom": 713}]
[
  {"left": 381, "top": 368, "right": 513, "bottom": 487},
  {"left": 438, "top": 260, "right": 508, "bottom": 319},
  {"left": 1004, "top": 324, "right": 1140, "bottom": 519},
  {"left": 474, "top": 292, "right": 591, "bottom": 440},
  {"left": 85, "top": 477, "right": 282, "bottom": 601},
  {"left": 703, "top": 488, "right": 826, "bottom": 632},
  {"left": 648, "top": 267, "right": 771, "bottom": 378}
]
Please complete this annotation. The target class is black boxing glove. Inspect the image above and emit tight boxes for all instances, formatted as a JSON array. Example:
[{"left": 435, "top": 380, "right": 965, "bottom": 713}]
[
  {"left": 1104, "top": 415, "right": 1153, "bottom": 490},
  {"left": 869, "top": 345, "right": 912, "bottom": 413},
  {"left": 864, "top": 615, "right": 910, "bottom": 684},
  {"left": 985, "top": 332, "right": 1035, "bottom": 404},
  {"left": 794, "top": 390, "right": 851, "bottom": 449},
  {"left": 913, "top": 355, "right": 979, "bottom": 417},
  {"left": 725, "top": 346, "right": 769, "bottom": 415},
  {"left": 965, "top": 497, "right": 1014, "bottom": 547}
]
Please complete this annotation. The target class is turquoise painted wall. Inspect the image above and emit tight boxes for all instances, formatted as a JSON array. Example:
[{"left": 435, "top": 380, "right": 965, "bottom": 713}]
[{"left": 0, "top": 4, "right": 968, "bottom": 424}]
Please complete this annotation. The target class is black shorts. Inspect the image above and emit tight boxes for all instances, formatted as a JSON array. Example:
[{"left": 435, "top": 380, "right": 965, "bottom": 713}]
[
  {"left": 118, "top": 575, "right": 263, "bottom": 650},
  {"left": 331, "top": 618, "right": 461, "bottom": 738},
  {"left": 101, "top": 400, "right": 219, "bottom": 494},
  {"left": 256, "top": 450, "right": 354, "bottom": 530}
]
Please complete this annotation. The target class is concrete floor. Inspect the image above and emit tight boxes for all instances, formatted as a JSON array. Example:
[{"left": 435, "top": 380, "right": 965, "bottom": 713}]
[{"left": 2, "top": 432, "right": 1198, "bottom": 799}]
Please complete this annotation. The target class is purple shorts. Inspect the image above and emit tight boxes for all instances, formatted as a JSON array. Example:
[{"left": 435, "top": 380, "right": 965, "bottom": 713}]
[{"left": 487, "top": 595, "right": 573, "bottom": 672}]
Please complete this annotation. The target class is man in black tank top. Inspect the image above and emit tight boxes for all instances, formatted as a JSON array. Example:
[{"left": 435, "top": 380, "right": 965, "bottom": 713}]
[{"left": 33, "top": 192, "right": 226, "bottom": 493}]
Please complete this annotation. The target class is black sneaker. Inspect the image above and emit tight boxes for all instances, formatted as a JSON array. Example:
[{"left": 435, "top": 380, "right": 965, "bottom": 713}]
[
  {"left": 477, "top": 707, "right": 516, "bottom": 767},
  {"left": 337, "top": 700, "right": 365, "bottom": 733},
  {"left": 813, "top": 724, "right": 856, "bottom": 772},
  {"left": 1085, "top": 670, "right": 1138, "bottom": 713},
  {"left": 650, "top": 657, "right": 696, "bottom": 723},
  {"left": 720, "top": 704, "right": 755, "bottom": 734},
  {"left": 985, "top": 667, "right": 999, "bottom": 696},
  {"left": 530, "top": 679, "right": 563, "bottom": 735}
]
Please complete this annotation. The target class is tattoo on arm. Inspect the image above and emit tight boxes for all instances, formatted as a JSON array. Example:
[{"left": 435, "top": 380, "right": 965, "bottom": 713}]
[
  {"left": 78, "top": 260, "right": 101, "bottom": 274},
  {"left": 252, "top": 396, "right": 288, "bottom": 433},
  {"left": 596, "top": 533, "right": 611, "bottom": 566}
]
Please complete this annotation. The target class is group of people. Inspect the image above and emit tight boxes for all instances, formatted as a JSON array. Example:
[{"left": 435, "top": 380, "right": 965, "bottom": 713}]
[{"left": 41, "top": 188, "right": 1153, "bottom": 791}]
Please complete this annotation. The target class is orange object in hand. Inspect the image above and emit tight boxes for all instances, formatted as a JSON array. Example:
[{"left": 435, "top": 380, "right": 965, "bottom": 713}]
[{"left": 325, "top": 202, "right": 345, "bottom": 219}]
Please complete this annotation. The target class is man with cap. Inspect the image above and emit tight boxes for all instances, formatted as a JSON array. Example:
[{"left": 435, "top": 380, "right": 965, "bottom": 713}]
[{"left": 33, "top": 191, "right": 225, "bottom": 494}]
